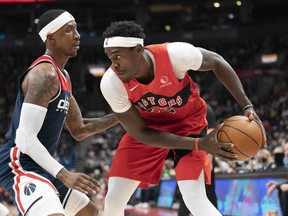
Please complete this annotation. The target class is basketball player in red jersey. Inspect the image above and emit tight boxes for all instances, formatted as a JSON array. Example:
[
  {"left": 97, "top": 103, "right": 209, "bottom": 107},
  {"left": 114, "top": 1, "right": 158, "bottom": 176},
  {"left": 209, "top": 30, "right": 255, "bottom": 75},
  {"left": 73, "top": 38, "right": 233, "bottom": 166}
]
[
  {"left": 100, "top": 21, "right": 266, "bottom": 216},
  {"left": 0, "top": 10, "right": 118, "bottom": 216}
]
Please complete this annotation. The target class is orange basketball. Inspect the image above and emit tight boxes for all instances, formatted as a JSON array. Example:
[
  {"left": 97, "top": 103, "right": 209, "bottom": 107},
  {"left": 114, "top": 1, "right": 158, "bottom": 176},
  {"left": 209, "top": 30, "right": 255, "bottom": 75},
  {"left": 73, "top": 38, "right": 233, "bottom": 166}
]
[{"left": 217, "top": 115, "right": 263, "bottom": 161}]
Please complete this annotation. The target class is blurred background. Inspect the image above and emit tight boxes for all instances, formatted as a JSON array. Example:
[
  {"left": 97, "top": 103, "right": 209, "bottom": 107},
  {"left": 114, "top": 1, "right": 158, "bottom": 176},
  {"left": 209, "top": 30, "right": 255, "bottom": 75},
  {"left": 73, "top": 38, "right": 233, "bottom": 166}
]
[{"left": 0, "top": 0, "right": 287, "bottom": 215}]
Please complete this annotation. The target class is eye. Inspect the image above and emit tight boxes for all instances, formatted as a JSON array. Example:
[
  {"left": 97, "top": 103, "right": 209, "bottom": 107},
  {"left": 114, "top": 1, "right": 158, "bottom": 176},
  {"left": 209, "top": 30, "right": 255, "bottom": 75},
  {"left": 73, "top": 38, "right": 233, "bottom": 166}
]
[{"left": 112, "top": 55, "right": 120, "bottom": 60}]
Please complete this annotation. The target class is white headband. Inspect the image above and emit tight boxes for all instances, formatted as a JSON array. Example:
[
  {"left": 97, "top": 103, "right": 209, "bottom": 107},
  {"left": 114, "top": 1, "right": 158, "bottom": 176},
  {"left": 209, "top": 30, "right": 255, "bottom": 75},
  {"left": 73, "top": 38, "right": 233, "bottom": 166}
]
[
  {"left": 103, "top": 36, "right": 144, "bottom": 48},
  {"left": 39, "top": 11, "right": 75, "bottom": 42}
]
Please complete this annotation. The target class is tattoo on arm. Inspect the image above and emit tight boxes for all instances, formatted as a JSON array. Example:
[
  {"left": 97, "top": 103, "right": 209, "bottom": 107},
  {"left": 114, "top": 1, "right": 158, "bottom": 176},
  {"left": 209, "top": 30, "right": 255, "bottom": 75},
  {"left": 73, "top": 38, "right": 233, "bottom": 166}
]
[
  {"left": 24, "top": 66, "right": 59, "bottom": 107},
  {"left": 65, "top": 96, "right": 118, "bottom": 139},
  {"left": 83, "top": 114, "right": 119, "bottom": 133},
  {"left": 66, "top": 96, "right": 82, "bottom": 124}
]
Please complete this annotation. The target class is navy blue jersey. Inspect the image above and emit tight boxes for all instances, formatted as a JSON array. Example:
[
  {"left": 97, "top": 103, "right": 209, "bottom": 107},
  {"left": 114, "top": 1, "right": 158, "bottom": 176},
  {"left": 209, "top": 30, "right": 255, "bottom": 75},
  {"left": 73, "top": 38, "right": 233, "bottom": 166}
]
[
  {"left": 0, "top": 55, "right": 71, "bottom": 210},
  {"left": 5, "top": 54, "right": 71, "bottom": 154}
]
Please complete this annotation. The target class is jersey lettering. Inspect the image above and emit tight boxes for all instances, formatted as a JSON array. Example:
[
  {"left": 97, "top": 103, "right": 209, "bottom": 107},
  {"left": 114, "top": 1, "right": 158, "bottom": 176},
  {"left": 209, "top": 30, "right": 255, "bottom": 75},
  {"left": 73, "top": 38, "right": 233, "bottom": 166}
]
[
  {"left": 56, "top": 95, "right": 69, "bottom": 113},
  {"left": 133, "top": 84, "right": 190, "bottom": 114}
]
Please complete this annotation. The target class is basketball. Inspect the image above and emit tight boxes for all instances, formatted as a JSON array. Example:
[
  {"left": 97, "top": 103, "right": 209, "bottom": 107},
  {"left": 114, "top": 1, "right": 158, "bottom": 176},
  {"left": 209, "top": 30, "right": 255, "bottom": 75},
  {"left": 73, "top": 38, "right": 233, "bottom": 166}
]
[{"left": 217, "top": 115, "right": 263, "bottom": 161}]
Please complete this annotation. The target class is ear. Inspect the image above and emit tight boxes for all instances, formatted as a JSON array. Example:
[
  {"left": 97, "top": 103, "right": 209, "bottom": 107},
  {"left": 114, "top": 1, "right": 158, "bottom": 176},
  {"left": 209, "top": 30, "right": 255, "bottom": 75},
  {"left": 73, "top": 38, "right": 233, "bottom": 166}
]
[
  {"left": 135, "top": 44, "right": 143, "bottom": 53},
  {"left": 46, "top": 33, "right": 55, "bottom": 42}
]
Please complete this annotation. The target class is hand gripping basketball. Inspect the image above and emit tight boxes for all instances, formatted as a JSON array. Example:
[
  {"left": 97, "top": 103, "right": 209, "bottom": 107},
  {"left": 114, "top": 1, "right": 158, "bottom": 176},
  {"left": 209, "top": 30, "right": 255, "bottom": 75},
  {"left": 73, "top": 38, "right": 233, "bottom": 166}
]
[
  {"left": 243, "top": 106, "right": 267, "bottom": 148},
  {"left": 200, "top": 124, "right": 238, "bottom": 161},
  {"left": 217, "top": 115, "right": 263, "bottom": 161}
]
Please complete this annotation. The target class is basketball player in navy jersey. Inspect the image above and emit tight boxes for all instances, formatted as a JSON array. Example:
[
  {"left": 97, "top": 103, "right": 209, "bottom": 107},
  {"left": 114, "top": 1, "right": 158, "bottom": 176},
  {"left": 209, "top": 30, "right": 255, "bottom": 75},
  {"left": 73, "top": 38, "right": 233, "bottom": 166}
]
[
  {"left": 100, "top": 21, "right": 267, "bottom": 216},
  {"left": 0, "top": 9, "right": 118, "bottom": 216}
]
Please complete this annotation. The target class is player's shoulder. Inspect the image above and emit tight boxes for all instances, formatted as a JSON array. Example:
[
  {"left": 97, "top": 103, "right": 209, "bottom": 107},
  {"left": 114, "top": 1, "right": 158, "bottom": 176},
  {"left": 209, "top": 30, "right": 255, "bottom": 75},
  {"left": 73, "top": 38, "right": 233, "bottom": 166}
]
[
  {"left": 101, "top": 67, "right": 121, "bottom": 91},
  {"left": 167, "top": 42, "right": 201, "bottom": 58},
  {"left": 167, "top": 41, "right": 195, "bottom": 49},
  {"left": 32, "top": 61, "right": 57, "bottom": 73},
  {"left": 28, "top": 62, "right": 58, "bottom": 84},
  {"left": 39, "top": 61, "right": 57, "bottom": 70},
  {"left": 102, "top": 67, "right": 116, "bottom": 81}
]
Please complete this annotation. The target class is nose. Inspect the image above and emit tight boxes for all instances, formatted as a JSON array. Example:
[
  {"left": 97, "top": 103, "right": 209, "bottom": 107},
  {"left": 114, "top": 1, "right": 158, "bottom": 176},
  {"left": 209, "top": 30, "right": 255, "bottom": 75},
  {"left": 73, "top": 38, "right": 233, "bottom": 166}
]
[
  {"left": 75, "top": 29, "right": 80, "bottom": 40},
  {"left": 114, "top": 63, "right": 119, "bottom": 70}
]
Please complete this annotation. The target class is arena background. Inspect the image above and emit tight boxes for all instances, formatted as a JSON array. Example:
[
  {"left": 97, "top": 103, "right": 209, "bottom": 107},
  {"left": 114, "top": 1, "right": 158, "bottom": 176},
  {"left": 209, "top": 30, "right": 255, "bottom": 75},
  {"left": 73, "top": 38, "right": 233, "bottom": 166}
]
[{"left": 0, "top": 0, "right": 288, "bottom": 215}]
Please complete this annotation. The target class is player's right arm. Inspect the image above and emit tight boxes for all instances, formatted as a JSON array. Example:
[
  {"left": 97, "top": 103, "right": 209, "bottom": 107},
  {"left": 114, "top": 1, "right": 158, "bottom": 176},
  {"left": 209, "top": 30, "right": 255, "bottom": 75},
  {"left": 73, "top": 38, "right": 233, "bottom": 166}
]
[
  {"left": 116, "top": 106, "right": 236, "bottom": 160},
  {"left": 16, "top": 63, "right": 99, "bottom": 195},
  {"left": 100, "top": 69, "right": 237, "bottom": 161}
]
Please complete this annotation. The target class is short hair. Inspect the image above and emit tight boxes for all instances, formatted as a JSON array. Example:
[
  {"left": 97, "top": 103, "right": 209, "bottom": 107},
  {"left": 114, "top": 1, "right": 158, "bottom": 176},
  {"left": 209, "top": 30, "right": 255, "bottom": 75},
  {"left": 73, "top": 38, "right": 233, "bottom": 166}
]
[
  {"left": 37, "top": 9, "right": 67, "bottom": 34},
  {"left": 103, "top": 20, "right": 146, "bottom": 39}
]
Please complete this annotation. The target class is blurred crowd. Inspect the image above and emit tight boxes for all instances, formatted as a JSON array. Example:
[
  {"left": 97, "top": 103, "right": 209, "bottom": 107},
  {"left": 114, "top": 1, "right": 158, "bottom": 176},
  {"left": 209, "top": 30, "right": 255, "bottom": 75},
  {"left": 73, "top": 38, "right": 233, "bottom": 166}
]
[{"left": 0, "top": 35, "right": 288, "bottom": 212}]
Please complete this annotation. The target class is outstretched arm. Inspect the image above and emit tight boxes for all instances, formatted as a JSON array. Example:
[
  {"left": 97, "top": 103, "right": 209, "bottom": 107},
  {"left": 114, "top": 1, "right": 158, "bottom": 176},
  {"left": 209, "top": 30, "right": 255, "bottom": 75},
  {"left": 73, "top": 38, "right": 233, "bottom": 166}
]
[{"left": 65, "top": 95, "right": 119, "bottom": 141}]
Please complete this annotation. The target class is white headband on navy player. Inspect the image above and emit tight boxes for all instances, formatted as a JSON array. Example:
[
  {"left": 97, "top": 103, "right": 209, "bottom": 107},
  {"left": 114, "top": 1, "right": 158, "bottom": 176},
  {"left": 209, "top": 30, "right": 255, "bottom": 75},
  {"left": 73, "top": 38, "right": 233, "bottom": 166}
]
[{"left": 39, "top": 11, "right": 75, "bottom": 42}]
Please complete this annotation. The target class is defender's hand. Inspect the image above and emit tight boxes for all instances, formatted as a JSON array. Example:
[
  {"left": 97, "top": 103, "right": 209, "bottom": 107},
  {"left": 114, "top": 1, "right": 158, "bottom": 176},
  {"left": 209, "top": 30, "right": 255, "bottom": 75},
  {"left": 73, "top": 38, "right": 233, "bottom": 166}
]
[
  {"left": 56, "top": 168, "right": 100, "bottom": 195},
  {"left": 199, "top": 124, "right": 238, "bottom": 161}
]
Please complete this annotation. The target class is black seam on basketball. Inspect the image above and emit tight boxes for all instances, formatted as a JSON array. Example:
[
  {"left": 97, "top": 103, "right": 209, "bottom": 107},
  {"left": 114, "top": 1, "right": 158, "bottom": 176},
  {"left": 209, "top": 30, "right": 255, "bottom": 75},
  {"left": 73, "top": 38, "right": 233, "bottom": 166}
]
[
  {"left": 250, "top": 120, "right": 265, "bottom": 146},
  {"left": 222, "top": 125, "right": 261, "bottom": 148},
  {"left": 225, "top": 119, "right": 261, "bottom": 129},
  {"left": 225, "top": 119, "right": 262, "bottom": 138},
  {"left": 218, "top": 130, "right": 232, "bottom": 142},
  {"left": 225, "top": 117, "right": 248, "bottom": 123},
  {"left": 225, "top": 119, "right": 245, "bottom": 122},
  {"left": 219, "top": 130, "right": 250, "bottom": 159},
  {"left": 233, "top": 146, "right": 250, "bottom": 159}
]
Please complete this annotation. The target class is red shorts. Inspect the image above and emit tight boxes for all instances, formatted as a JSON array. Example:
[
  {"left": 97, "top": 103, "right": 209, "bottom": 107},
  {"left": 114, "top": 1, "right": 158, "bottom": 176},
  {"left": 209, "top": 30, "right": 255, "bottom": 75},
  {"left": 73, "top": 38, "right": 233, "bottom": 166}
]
[{"left": 109, "top": 135, "right": 211, "bottom": 188}]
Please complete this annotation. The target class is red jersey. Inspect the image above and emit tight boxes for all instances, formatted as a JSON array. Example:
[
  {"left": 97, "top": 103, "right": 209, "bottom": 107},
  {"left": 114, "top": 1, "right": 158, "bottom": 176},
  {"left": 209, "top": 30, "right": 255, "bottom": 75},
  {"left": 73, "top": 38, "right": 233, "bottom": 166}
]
[
  {"left": 121, "top": 43, "right": 207, "bottom": 141},
  {"left": 108, "top": 43, "right": 211, "bottom": 188}
]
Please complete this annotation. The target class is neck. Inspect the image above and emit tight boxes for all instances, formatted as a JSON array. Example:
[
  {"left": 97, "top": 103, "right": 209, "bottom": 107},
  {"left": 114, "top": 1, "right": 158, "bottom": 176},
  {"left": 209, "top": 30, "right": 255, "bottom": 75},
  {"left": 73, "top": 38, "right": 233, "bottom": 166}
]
[
  {"left": 44, "top": 49, "right": 69, "bottom": 71},
  {"left": 136, "top": 51, "right": 154, "bottom": 84}
]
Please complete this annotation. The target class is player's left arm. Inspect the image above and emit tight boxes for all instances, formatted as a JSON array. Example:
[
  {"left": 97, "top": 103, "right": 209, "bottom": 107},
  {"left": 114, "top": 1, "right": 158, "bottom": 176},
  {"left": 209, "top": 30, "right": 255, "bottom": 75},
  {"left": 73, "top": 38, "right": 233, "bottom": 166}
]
[
  {"left": 65, "top": 95, "right": 119, "bottom": 141},
  {"left": 64, "top": 72, "right": 118, "bottom": 141},
  {"left": 198, "top": 48, "right": 251, "bottom": 108},
  {"left": 197, "top": 47, "right": 267, "bottom": 147}
]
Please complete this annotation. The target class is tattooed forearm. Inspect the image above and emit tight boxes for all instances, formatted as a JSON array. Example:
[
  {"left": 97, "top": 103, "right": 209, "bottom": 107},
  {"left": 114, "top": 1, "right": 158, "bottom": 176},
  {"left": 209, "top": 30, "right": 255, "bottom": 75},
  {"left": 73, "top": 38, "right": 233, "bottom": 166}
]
[
  {"left": 83, "top": 113, "right": 119, "bottom": 133},
  {"left": 66, "top": 97, "right": 82, "bottom": 123},
  {"left": 66, "top": 98, "right": 119, "bottom": 140}
]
